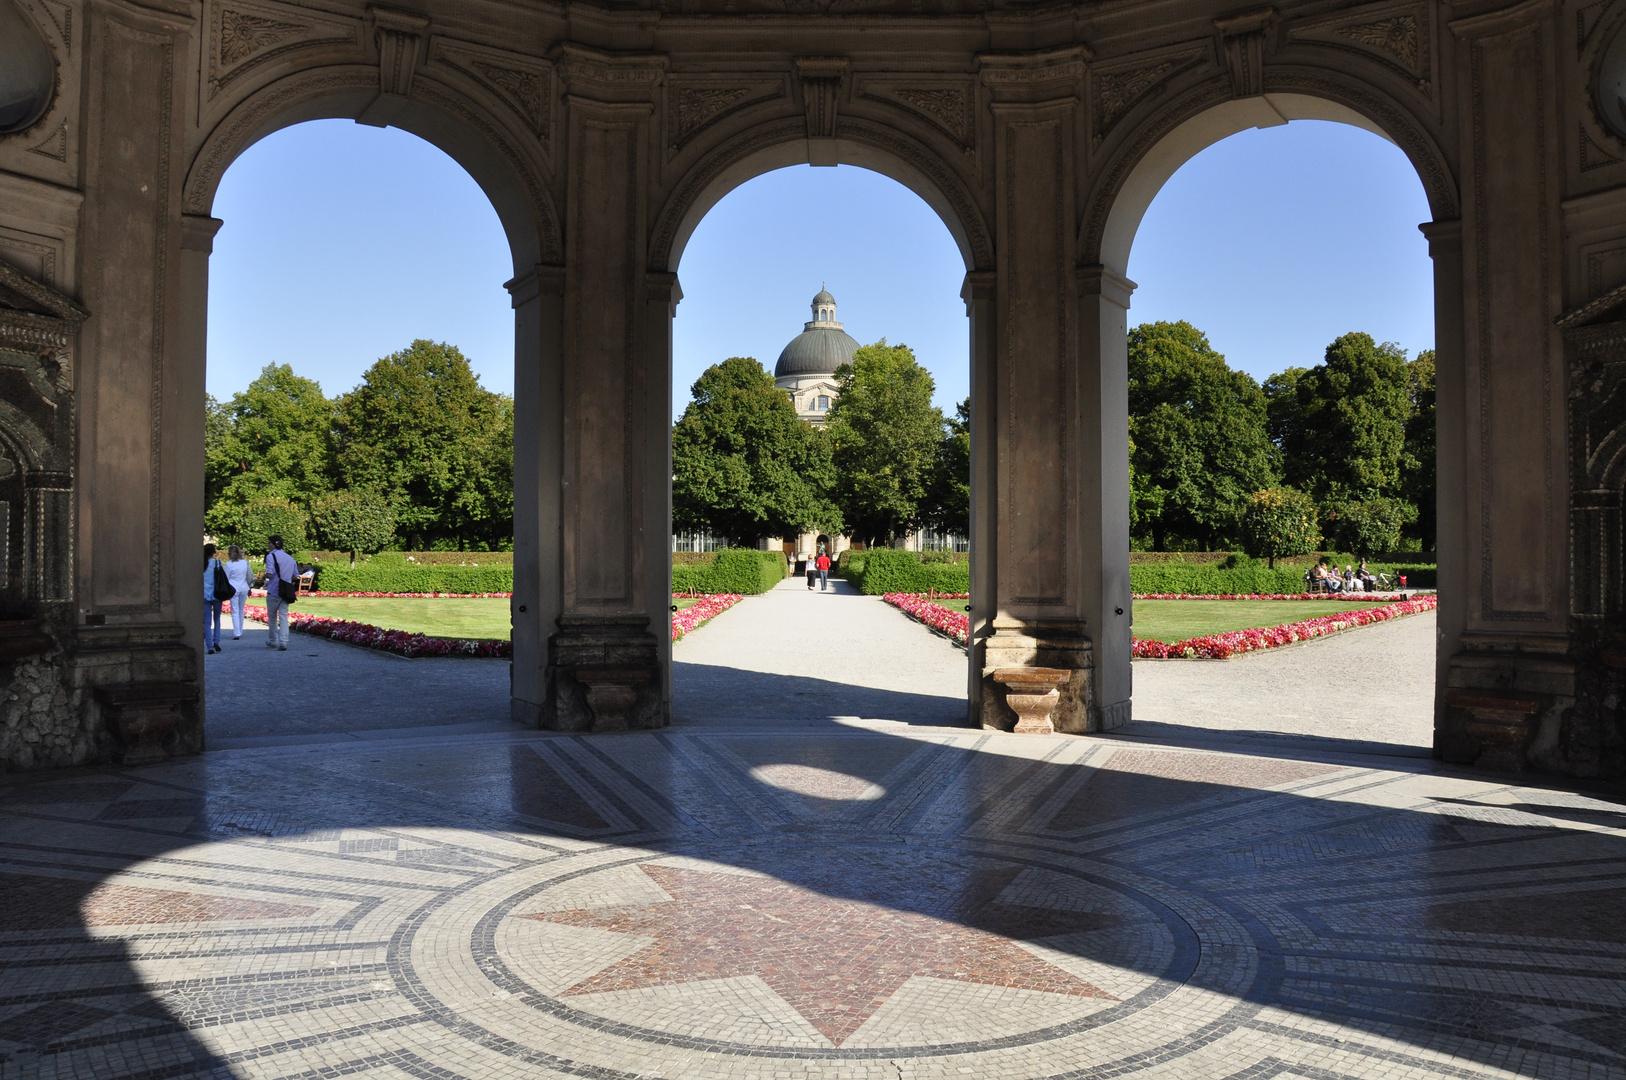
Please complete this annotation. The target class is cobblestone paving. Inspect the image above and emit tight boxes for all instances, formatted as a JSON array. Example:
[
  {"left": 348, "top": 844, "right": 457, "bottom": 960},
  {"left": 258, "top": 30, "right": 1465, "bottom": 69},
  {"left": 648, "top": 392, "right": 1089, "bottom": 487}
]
[{"left": 3, "top": 723, "right": 1624, "bottom": 1079}]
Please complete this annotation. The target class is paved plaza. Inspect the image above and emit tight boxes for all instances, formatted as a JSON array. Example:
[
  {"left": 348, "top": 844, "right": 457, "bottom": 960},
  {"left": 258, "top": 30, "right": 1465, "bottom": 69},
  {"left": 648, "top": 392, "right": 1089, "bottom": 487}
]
[
  {"left": 21, "top": 592, "right": 1605, "bottom": 1079},
  {"left": 3, "top": 721, "right": 1625, "bottom": 1080}
]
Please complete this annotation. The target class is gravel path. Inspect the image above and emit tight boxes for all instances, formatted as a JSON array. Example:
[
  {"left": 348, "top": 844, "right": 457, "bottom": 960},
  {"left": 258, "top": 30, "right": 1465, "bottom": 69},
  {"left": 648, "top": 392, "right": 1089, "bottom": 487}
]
[
  {"left": 202, "top": 622, "right": 513, "bottom": 748},
  {"left": 1126, "top": 608, "right": 1436, "bottom": 757},
  {"left": 673, "top": 577, "right": 969, "bottom": 726}
]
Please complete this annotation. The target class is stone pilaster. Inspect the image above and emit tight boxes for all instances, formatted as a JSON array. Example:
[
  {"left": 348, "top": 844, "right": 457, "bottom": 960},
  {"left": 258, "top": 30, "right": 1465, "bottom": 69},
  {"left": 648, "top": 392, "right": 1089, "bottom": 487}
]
[
  {"left": 976, "top": 48, "right": 1122, "bottom": 733},
  {"left": 547, "top": 46, "right": 668, "bottom": 731}
]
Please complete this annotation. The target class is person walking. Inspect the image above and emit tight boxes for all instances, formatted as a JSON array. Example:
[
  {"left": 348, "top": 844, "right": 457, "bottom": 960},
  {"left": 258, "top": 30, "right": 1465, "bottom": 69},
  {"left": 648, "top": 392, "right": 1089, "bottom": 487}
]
[
  {"left": 262, "top": 535, "right": 297, "bottom": 651},
  {"left": 805, "top": 552, "right": 817, "bottom": 591},
  {"left": 815, "top": 550, "right": 831, "bottom": 591},
  {"left": 223, "top": 544, "right": 252, "bottom": 639},
  {"left": 203, "top": 544, "right": 224, "bottom": 654}
]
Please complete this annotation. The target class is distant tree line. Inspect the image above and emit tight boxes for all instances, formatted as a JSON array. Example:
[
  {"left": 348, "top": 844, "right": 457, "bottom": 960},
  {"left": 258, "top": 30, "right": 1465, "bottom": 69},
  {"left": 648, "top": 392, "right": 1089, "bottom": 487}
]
[
  {"left": 673, "top": 321, "right": 1436, "bottom": 561},
  {"left": 673, "top": 343, "right": 969, "bottom": 548},
  {"left": 205, "top": 340, "right": 514, "bottom": 557},
  {"left": 1130, "top": 320, "right": 1435, "bottom": 559}
]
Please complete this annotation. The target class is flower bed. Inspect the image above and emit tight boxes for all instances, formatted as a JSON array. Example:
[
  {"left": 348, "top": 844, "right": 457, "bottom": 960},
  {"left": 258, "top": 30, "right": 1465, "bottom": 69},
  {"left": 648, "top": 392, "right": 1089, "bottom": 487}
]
[
  {"left": 884, "top": 593, "right": 970, "bottom": 645},
  {"left": 1133, "top": 592, "right": 1426, "bottom": 601},
  {"left": 1132, "top": 594, "right": 1438, "bottom": 659},
  {"left": 672, "top": 593, "right": 743, "bottom": 641},
  {"left": 883, "top": 592, "right": 1438, "bottom": 658},
  {"left": 307, "top": 591, "right": 514, "bottom": 598},
  {"left": 242, "top": 604, "right": 509, "bottom": 659}
]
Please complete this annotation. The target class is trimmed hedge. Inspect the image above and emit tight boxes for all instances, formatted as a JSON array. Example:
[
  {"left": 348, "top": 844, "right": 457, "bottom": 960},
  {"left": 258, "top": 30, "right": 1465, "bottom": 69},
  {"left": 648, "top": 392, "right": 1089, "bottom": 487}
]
[
  {"left": 671, "top": 548, "right": 785, "bottom": 594},
  {"left": 839, "top": 550, "right": 970, "bottom": 595},
  {"left": 311, "top": 563, "right": 514, "bottom": 594},
  {"left": 1129, "top": 562, "right": 1436, "bottom": 594}
]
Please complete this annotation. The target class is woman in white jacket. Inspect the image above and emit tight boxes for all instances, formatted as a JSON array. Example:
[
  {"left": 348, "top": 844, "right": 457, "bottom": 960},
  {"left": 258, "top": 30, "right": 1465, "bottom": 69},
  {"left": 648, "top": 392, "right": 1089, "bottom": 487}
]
[{"left": 223, "top": 544, "right": 253, "bottom": 640}]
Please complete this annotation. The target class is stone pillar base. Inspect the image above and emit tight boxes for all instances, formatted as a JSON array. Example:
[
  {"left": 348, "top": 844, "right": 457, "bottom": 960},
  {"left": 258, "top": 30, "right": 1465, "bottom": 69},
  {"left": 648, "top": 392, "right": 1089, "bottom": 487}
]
[
  {"left": 979, "top": 621, "right": 1094, "bottom": 733},
  {"left": 94, "top": 682, "right": 199, "bottom": 766},
  {"left": 548, "top": 615, "right": 664, "bottom": 732},
  {"left": 1441, "top": 650, "right": 1577, "bottom": 772}
]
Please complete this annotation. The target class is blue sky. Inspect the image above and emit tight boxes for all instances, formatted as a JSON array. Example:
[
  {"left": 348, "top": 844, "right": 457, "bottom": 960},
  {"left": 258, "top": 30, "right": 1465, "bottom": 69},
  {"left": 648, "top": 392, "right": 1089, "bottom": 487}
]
[{"left": 207, "top": 118, "right": 1434, "bottom": 416}]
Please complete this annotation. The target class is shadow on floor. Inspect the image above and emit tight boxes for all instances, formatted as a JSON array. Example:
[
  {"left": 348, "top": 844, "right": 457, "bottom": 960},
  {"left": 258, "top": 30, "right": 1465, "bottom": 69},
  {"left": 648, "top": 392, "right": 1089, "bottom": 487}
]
[{"left": 673, "top": 662, "right": 969, "bottom": 727}]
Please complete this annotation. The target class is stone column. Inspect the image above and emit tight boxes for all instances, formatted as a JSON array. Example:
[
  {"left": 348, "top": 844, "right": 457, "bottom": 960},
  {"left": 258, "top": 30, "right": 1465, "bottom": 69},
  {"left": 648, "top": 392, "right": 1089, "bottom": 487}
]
[
  {"left": 1421, "top": 219, "right": 1466, "bottom": 751},
  {"left": 644, "top": 272, "right": 681, "bottom": 716},
  {"left": 508, "top": 265, "right": 564, "bottom": 726},
  {"left": 1441, "top": 2, "right": 1575, "bottom": 765},
  {"left": 177, "top": 214, "right": 222, "bottom": 730},
  {"left": 964, "top": 270, "right": 997, "bottom": 727},
  {"left": 977, "top": 48, "right": 1129, "bottom": 733},
  {"left": 545, "top": 46, "right": 668, "bottom": 731},
  {"left": 67, "top": 0, "right": 200, "bottom": 757}
]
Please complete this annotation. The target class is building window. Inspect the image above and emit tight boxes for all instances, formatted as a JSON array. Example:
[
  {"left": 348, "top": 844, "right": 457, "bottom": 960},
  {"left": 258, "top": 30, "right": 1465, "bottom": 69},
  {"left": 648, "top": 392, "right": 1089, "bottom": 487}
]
[
  {"left": 817, "top": 395, "right": 830, "bottom": 410},
  {"left": 918, "top": 528, "right": 969, "bottom": 553},
  {"left": 673, "top": 529, "right": 728, "bottom": 553}
]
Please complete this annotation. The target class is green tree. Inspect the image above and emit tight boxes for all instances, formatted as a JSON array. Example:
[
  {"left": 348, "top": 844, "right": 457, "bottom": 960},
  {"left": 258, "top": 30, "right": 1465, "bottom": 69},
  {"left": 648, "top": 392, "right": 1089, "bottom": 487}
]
[
  {"left": 203, "top": 365, "right": 336, "bottom": 539},
  {"left": 1238, "top": 487, "right": 1320, "bottom": 568},
  {"left": 923, "top": 398, "right": 970, "bottom": 538},
  {"left": 310, "top": 490, "right": 398, "bottom": 566},
  {"left": 825, "top": 341, "right": 946, "bottom": 546},
  {"left": 1127, "top": 321, "right": 1279, "bottom": 550},
  {"left": 229, "top": 498, "right": 309, "bottom": 555},
  {"left": 1271, "top": 333, "right": 1412, "bottom": 504},
  {"left": 672, "top": 356, "right": 843, "bottom": 543},
  {"left": 333, "top": 341, "right": 513, "bottom": 550},
  {"left": 1401, "top": 349, "right": 1436, "bottom": 550},
  {"left": 1322, "top": 495, "right": 1409, "bottom": 557}
]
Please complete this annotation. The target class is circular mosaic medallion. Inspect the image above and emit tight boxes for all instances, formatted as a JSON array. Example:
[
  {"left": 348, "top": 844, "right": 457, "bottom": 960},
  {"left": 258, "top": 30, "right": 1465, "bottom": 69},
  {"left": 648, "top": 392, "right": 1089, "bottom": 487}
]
[{"left": 397, "top": 839, "right": 1256, "bottom": 1072}]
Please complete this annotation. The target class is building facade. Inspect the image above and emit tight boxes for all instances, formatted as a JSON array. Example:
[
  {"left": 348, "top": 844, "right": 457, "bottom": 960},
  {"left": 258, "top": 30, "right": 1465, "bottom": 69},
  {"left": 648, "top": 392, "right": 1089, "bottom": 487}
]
[
  {"left": 0, "top": 0, "right": 1619, "bottom": 774},
  {"left": 774, "top": 289, "right": 856, "bottom": 425}
]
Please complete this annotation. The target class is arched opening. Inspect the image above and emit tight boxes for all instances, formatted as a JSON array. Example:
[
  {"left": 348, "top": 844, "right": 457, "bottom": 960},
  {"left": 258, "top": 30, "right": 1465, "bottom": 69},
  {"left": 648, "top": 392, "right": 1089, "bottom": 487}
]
[
  {"left": 1103, "top": 99, "right": 1445, "bottom": 758},
  {"left": 185, "top": 108, "right": 537, "bottom": 746},
  {"left": 664, "top": 155, "right": 975, "bottom": 727}
]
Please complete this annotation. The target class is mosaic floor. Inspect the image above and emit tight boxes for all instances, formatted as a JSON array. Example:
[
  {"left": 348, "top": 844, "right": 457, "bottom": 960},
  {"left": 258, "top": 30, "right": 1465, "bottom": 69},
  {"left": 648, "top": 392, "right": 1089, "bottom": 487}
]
[{"left": 2, "top": 724, "right": 1624, "bottom": 1079}]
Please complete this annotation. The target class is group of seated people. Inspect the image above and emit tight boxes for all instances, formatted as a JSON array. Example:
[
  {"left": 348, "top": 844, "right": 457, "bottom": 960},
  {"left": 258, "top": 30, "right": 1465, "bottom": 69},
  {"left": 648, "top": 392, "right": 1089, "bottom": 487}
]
[{"left": 1309, "top": 558, "right": 1376, "bottom": 593}]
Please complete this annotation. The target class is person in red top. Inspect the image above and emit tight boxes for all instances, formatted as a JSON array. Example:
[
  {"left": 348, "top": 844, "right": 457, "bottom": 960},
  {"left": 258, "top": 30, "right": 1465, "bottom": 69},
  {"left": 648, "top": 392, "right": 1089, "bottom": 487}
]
[{"left": 815, "top": 551, "right": 832, "bottom": 592}]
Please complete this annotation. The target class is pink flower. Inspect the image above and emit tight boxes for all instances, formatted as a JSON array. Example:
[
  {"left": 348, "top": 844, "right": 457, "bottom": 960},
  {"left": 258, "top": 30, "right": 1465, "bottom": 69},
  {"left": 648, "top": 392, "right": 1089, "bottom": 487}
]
[
  {"left": 242, "top": 605, "right": 510, "bottom": 659},
  {"left": 672, "top": 594, "right": 743, "bottom": 641},
  {"left": 883, "top": 594, "right": 969, "bottom": 645},
  {"left": 1131, "top": 595, "right": 1438, "bottom": 659}
]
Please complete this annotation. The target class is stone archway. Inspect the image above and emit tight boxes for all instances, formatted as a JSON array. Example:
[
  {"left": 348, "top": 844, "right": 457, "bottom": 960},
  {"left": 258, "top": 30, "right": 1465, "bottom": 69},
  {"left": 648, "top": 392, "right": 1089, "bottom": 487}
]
[{"left": 0, "top": 0, "right": 1614, "bottom": 774}]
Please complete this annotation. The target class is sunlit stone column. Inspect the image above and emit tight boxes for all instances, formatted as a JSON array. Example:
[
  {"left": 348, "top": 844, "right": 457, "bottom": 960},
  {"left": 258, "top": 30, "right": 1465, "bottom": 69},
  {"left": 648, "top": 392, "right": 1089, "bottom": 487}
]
[
  {"left": 976, "top": 47, "right": 1130, "bottom": 732},
  {"left": 544, "top": 46, "right": 669, "bottom": 731},
  {"left": 178, "top": 214, "right": 223, "bottom": 730}
]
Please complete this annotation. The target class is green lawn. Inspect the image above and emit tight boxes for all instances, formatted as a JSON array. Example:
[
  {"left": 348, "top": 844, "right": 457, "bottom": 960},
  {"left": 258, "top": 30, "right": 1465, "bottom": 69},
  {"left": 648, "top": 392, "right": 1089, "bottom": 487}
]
[
  {"left": 279, "top": 595, "right": 702, "bottom": 641},
  {"left": 937, "top": 598, "right": 1388, "bottom": 642}
]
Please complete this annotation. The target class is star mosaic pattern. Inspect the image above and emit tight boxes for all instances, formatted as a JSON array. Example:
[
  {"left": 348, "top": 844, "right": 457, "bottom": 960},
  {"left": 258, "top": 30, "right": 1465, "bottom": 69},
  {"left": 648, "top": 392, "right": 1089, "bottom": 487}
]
[
  {"left": 522, "top": 862, "right": 1115, "bottom": 1045},
  {"left": 1, "top": 728, "right": 1625, "bottom": 1079}
]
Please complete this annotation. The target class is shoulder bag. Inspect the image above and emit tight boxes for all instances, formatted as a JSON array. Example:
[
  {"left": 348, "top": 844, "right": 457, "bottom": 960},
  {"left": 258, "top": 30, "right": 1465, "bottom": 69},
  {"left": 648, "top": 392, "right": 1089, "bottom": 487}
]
[
  {"left": 212, "top": 559, "right": 236, "bottom": 601},
  {"left": 269, "top": 550, "right": 299, "bottom": 604}
]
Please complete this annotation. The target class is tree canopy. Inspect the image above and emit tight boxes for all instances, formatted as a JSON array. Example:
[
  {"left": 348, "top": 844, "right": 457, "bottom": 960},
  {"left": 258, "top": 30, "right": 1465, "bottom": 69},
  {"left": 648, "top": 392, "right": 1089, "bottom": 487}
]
[
  {"left": 923, "top": 398, "right": 970, "bottom": 539},
  {"left": 1127, "top": 321, "right": 1279, "bottom": 551},
  {"left": 825, "top": 341, "right": 946, "bottom": 546},
  {"left": 333, "top": 340, "right": 514, "bottom": 551},
  {"left": 204, "top": 365, "right": 336, "bottom": 542},
  {"left": 1269, "top": 332, "right": 1412, "bottom": 502},
  {"left": 672, "top": 356, "right": 843, "bottom": 544}
]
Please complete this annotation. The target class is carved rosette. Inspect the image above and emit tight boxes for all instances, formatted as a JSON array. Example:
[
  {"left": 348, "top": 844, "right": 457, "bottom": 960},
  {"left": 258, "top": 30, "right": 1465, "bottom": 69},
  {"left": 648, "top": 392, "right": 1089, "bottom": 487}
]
[
  {"left": 433, "top": 43, "right": 555, "bottom": 148},
  {"left": 662, "top": 81, "right": 785, "bottom": 155},
  {"left": 858, "top": 79, "right": 976, "bottom": 151},
  {"left": 1088, "top": 50, "right": 1203, "bottom": 144}
]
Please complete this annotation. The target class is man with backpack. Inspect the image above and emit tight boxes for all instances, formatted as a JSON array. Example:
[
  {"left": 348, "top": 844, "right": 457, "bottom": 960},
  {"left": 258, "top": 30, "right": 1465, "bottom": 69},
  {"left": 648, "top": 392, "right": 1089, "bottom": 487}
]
[{"left": 261, "top": 535, "right": 299, "bottom": 651}]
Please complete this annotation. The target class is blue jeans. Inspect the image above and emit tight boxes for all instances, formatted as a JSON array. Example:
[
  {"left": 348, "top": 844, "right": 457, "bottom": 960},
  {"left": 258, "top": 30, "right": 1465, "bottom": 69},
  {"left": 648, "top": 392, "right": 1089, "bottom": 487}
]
[
  {"left": 818, "top": 570, "right": 828, "bottom": 590},
  {"left": 204, "top": 601, "right": 222, "bottom": 649}
]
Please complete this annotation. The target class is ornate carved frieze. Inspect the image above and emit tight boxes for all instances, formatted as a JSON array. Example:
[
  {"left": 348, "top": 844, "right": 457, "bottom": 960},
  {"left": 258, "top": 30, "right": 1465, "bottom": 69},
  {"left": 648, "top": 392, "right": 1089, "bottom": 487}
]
[
  {"left": 1285, "top": 2, "right": 1432, "bottom": 92},
  {"left": 1215, "top": 7, "right": 1276, "bottom": 98},
  {"left": 978, "top": 45, "right": 1089, "bottom": 89},
  {"left": 857, "top": 78, "right": 976, "bottom": 150},
  {"left": 0, "top": 209, "right": 84, "bottom": 390},
  {"left": 204, "top": 0, "right": 358, "bottom": 98},
  {"left": 663, "top": 79, "right": 785, "bottom": 155},
  {"left": 432, "top": 41, "right": 554, "bottom": 147},
  {"left": 1089, "top": 49, "right": 1204, "bottom": 144},
  {"left": 553, "top": 43, "right": 667, "bottom": 102}
]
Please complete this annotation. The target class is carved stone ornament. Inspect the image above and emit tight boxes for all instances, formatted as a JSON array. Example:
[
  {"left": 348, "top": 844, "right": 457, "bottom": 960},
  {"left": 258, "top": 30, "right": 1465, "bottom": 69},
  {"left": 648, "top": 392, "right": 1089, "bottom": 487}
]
[
  {"left": 207, "top": 2, "right": 357, "bottom": 96},
  {"left": 1091, "top": 51, "right": 1203, "bottom": 142},
  {"left": 435, "top": 45, "right": 553, "bottom": 141},
  {"left": 795, "top": 57, "right": 848, "bottom": 139},
  {"left": 370, "top": 6, "right": 431, "bottom": 98},
  {"left": 670, "top": 85, "right": 753, "bottom": 146},
  {"left": 894, "top": 87, "right": 968, "bottom": 141},
  {"left": 0, "top": 259, "right": 88, "bottom": 392},
  {"left": 1215, "top": 8, "right": 1276, "bottom": 99},
  {"left": 1336, "top": 14, "right": 1420, "bottom": 71}
]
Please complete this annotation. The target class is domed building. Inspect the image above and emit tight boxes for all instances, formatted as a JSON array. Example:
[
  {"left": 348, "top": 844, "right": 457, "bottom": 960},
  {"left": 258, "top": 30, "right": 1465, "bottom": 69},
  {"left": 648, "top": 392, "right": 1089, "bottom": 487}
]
[{"left": 774, "top": 288, "right": 857, "bottom": 425}]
